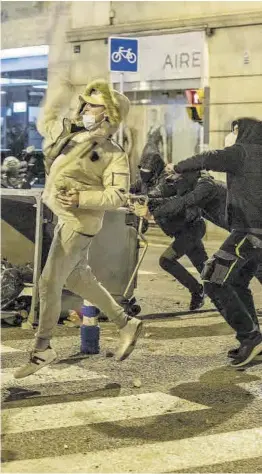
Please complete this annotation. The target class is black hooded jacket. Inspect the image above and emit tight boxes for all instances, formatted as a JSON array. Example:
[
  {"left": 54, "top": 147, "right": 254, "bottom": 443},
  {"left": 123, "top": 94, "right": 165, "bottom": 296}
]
[
  {"left": 151, "top": 173, "right": 229, "bottom": 232},
  {"left": 130, "top": 148, "right": 165, "bottom": 195},
  {"left": 130, "top": 152, "right": 202, "bottom": 236},
  {"left": 148, "top": 171, "right": 203, "bottom": 236},
  {"left": 174, "top": 118, "right": 262, "bottom": 232}
]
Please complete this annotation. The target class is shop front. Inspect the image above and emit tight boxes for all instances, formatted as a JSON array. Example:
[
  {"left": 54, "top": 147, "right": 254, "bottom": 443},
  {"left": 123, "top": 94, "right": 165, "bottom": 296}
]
[
  {"left": 111, "top": 31, "right": 207, "bottom": 181},
  {"left": 1, "top": 45, "right": 49, "bottom": 157}
]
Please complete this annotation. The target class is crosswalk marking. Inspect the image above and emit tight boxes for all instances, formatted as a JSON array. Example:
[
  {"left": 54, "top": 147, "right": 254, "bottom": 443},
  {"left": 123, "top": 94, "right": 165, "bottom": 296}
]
[
  {"left": 138, "top": 267, "right": 199, "bottom": 275},
  {"left": 238, "top": 381, "right": 262, "bottom": 398},
  {"left": 186, "top": 266, "right": 199, "bottom": 274},
  {"left": 147, "top": 316, "right": 225, "bottom": 328},
  {"left": 2, "top": 392, "right": 209, "bottom": 434},
  {"left": 0, "top": 344, "right": 23, "bottom": 353},
  {"left": 1, "top": 364, "right": 108, "bottom": 389},
  {"left": 138, "top": 270, "right": 157, "bottom": 275},
  {"left": 2, "top": 428, "right": 262, "bottom": 473},
  {"left": 2, "top": 295, "right": 261, "bottom": 474}
]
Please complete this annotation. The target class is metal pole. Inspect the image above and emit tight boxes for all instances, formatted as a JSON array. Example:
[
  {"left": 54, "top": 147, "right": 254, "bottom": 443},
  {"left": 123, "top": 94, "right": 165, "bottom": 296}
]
[
  {"left": 203, "top": 86, "right": 210, "bottom": 149},
  {"left": 26, "top": 196, "right": 44, "bottom": 327},
  {"left": 201, "top": 32, "right": 210, "bottom": 153},
  {"left": 199, "top": 123, "right": 204, "bottom": 154},
  {"left": 119, "top": 72, "right": 124, "bottom": 147}
]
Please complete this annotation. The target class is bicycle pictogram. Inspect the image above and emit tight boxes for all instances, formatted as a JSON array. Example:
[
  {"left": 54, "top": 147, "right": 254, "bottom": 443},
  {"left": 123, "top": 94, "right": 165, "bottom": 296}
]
[{"left": 111, "top": 46, "right": 137, "bottom": 64}]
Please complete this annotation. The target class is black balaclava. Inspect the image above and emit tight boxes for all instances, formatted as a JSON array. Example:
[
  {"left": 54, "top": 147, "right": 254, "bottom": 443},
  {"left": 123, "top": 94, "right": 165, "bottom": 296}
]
[
  {"left": 235, "top": 117, "right": 262, "bottom": 145},
  {"left": 139, "top": 148, "right": 165, "bottom": 187}
]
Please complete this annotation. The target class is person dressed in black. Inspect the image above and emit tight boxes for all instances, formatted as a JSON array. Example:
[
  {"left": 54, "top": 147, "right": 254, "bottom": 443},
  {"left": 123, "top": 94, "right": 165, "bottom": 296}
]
[
  {"left": 131, "top": 152, "right": 207, "bottom": 311},
  {"left": 152, "top": 170, "right": 262, "bottom": 319},
  {"left": 130, "top": 139, "right": 166, "bottom": 195},
  {"left": 6, "top": 125, "right": 28, "bottom": 157},
  {"left": 159, "top": 172, "right": 228, "bottom": 231},
  {"left": 171, "top": 117, "right": 262, "bottom": 367}
]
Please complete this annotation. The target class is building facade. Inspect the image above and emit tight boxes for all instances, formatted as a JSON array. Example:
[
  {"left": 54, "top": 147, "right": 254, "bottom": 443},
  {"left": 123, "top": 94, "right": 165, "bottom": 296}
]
[{"left": 1, "top": 1, "right": 262, "bottom": 176}]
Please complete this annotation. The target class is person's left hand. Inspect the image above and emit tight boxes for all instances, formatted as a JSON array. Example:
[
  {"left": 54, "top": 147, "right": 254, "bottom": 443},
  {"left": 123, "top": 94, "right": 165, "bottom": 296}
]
[{"left": 56, "top": 188, "right": 79, "bottom": 208}]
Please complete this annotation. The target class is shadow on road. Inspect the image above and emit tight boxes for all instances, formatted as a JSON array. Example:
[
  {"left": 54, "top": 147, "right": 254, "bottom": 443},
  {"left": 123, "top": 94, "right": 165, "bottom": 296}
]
[{"left": 89, "top": 366, "right": 262, "bottom": 443}]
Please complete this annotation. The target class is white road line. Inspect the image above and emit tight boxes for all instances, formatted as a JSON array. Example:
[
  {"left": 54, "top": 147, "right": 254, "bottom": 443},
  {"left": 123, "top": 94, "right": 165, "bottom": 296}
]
[
  {"left": 1, "top": 365, "right": 108, "bottom": 389},
  {"left": 186, "top": 266, "right": 199, "bottom": 274},
  {"left": 147, "top": 316, "right": 225, "bottom": 328},
  {"left": 2, "top": 392, "right": 209, "bottom": 434},
  {"left": 138, "top": 270, "right": 157, "bottom": 275},
  {"left": 2, "top": 428, "right": 262, "bottom": 473},
  {"left": 137, "top": 268, "right": 197, "bottom": 275},
  {"left": 0, "top": 344, "right": 23, "bottom": 353},
  {"left": 147, "top": 242, "right": 169, "bottom": 248}
]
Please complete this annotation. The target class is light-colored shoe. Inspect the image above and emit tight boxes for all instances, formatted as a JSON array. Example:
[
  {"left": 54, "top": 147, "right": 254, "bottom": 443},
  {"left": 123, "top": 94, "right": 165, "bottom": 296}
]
[
  {"left": 14, "top": 347, "right": 57, "bottom": 379},
  {"left": 116, "top": 318, "right": 143, "bottom": 361}
]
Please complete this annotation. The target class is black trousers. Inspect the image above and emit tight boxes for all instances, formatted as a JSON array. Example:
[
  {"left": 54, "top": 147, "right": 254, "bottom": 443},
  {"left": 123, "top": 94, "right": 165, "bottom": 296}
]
[
  {"left": 202, "top": 230, "right": 262, "bottom": 342},
  {"left": 159, "top": 219, "right": 208, "bottom": 294}
]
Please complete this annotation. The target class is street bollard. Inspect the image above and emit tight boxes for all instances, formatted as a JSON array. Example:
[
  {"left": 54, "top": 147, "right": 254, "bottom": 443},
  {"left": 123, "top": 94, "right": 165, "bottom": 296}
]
[{"left": 80, "top": 300, "right": 100, "bottom": 354}]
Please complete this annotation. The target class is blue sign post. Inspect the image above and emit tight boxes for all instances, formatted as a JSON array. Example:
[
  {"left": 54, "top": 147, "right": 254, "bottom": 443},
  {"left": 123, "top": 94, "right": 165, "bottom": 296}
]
[
  {"left": 109, "top": 37, "right": 138, "bottom": 73},
  {"left": 109, "top": 37, "right": 139, "bottom": 146}
]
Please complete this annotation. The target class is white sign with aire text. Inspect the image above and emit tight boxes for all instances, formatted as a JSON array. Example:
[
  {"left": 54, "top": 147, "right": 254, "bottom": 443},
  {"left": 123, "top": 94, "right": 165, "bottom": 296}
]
[{"left": 111, "top": 31, "right": 204, "bottom": 83}]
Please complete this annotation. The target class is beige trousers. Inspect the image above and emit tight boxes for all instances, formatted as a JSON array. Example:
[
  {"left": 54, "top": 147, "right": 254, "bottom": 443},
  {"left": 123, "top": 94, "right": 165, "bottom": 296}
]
[{"left": 35, "top": 221, "right": 127, "bottom": 350}]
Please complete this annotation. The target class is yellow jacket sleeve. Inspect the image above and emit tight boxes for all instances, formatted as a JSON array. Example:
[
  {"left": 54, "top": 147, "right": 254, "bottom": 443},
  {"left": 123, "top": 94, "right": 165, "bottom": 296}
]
[
  {"left": 37, "top": 80, "right": 74, "bottom": 140},
  {"left": 78, "top": 152, "right": 130, "bottom": 210}
]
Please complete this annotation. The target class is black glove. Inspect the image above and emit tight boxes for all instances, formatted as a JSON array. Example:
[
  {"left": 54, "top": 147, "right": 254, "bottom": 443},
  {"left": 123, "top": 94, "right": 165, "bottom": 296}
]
[{"left": 148, "top": 197, "right": 163, "bottom": 213}]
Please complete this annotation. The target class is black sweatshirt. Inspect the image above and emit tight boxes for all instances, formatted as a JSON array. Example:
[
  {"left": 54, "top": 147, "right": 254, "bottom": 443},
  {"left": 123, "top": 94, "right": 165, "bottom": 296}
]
[
  {"left": 174, "top": 118, "right": 262, "bottom": 232},
  {"left": 153, "top": 174, "right": 229, "bottom": 231}
]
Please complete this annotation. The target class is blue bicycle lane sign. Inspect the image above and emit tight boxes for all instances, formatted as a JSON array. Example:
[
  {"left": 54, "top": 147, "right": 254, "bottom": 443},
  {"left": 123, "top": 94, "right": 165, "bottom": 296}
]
[{"left": 109, "top": 37, "right": 139, "bottom": 73}]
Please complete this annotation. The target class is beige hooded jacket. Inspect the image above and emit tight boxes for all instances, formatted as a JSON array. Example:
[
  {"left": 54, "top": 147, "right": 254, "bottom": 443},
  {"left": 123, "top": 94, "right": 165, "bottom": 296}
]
[{"left": 37, "top": 80, "right": 130, "bottom": 235}]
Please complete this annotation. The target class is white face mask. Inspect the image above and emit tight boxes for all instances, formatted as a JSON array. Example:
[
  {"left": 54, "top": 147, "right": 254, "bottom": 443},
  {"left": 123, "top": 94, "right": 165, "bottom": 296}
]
[
  {"left": 82, "top": 114, "right": 96, "bottom": 130},
  {"left": 82, "top": 110, "right": 105, "bottom": 130}
]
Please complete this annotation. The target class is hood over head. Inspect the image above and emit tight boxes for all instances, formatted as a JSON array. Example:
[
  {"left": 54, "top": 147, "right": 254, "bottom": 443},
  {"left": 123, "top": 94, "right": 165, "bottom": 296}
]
[
  {"left": 236, "top": 117, "right": 262, "bottom": 145},
  {"left": 139, "top": 148, "right": 165, "bottom": 184},
  {"left": 73, "top": 79, "right": 130, "bottom": 134}
]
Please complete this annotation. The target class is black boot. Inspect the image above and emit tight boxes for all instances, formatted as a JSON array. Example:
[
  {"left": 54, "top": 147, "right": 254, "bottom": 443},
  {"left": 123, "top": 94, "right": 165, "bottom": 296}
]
[{"left": 189, "top": 288, "right": 205, "bottom": 311}]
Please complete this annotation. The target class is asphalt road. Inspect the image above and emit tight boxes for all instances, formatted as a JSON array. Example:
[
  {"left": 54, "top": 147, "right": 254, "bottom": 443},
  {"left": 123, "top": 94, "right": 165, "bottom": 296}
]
[{"left": 1, "top": 241, "right": 262, "bottom": 473}]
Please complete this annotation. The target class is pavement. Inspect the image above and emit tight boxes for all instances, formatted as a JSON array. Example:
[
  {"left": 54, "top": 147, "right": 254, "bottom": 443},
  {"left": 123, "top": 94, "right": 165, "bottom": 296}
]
[{"left": 1, "top": 240, "right": 262, "bottom": 473}]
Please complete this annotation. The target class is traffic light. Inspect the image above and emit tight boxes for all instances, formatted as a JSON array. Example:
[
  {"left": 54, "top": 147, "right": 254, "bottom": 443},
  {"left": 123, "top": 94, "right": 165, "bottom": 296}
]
[{"left": 185, "top": 89, "right": 204, "bottom": 123}]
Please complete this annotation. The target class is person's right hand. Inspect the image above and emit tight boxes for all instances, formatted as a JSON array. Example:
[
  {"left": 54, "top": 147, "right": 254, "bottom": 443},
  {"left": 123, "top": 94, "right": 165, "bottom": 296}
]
[
  {"left": 165, "top": 163, "right": 175, "bottom": 174},
  {"left": 132, "top": 202, "right": 150, "bottom": 219}
]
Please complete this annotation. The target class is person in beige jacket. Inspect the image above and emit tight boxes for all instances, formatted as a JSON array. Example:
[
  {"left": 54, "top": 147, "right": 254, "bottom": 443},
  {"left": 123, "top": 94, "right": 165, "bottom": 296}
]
[{"left": 15, "top": 79, "right": 143, "bottom": 378}]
